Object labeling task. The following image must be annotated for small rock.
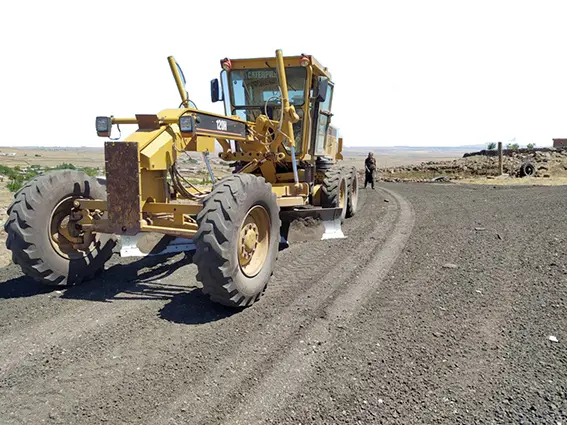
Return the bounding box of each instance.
[549,335,558,343]
[474,227,486,231]
[384,199,390,203]
[544,174,551,178]
[442,263,458,269]
[433,331,442,337]
[497,234,503,240]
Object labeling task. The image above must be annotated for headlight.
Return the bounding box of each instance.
[179,115,195,134]
[95,116,112,137]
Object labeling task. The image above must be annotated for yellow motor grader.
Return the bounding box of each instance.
[4,49,359,307]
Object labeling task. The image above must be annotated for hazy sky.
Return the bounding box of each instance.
[2,0,566,148]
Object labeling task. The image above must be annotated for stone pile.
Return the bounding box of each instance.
[373,148,567,183]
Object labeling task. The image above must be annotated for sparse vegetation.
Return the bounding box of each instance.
[55,163,76,170]
[487,142,496,150]
[0,163,101,192]
[527,143,536,149]
[507,143,519,150]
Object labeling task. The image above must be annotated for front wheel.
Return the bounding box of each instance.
[193,174,281,307]
[4,170,116,286]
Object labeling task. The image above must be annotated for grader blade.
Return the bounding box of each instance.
[119,234,196,258]
[320,210,346,240]
[280,207,346,243]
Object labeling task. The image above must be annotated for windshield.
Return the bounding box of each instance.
[228,67,307,155]
[229,67,307,111]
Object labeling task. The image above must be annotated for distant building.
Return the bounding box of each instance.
[553,138,567,148]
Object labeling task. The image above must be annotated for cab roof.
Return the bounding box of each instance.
[221,54,332,80]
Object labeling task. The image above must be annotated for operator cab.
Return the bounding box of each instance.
[210,54,336,161]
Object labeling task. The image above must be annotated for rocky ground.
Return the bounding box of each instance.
[0,184,566,424]
[377,148,567,183]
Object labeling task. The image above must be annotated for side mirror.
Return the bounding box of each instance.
[211,79,221,103]
[316,76,328,103]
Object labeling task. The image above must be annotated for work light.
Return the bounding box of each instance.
[179,115,195,135]
[95,116,112,137]
[221,58,232,72]
[300,56,310,67]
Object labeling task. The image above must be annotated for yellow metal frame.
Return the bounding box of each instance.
[84,49,342,240]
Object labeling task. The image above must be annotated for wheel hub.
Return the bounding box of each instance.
[237,205,270,278]
[240,223,259,263]
[49,196,96,260]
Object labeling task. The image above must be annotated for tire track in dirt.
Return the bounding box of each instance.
[0,186,393,425]
[217,187,414,425]
[0,256,196,378]
[264,183,567,424]
[0,258,207,423]
[154,188,413,425]
[71,189,382,424]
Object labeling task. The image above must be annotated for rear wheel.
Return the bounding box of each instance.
[194,174,281,307]
[346,166,359,218]
[321,166,348,222]
[4,170,116,286]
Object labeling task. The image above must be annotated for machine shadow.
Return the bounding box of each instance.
[158,290,240,325]
[0,253,189,301]
[0,273,55,299]
[0,252,239,325]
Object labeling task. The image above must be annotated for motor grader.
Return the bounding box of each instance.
[4,49,359,307]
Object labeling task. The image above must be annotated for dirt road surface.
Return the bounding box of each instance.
[0,183,565,424]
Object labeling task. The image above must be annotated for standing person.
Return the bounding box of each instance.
[364,152,376,189]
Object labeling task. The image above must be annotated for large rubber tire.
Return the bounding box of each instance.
[4,170,116,286]
[346,166,359,218]
[193,174,281,308]
[519,161,535,177]
[321,166,348,222]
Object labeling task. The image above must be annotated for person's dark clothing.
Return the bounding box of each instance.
[364,156,376,189]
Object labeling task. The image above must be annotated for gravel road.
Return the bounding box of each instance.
[0,183,565,424]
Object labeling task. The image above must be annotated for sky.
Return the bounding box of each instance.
[1,0,566,148]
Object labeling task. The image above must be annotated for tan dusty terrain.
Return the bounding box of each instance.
[0,183,12,268]
[0,147,105,168]
[340,146,474,169]
[458,175,567,186]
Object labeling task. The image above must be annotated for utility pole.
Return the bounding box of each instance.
[498,141,503,175]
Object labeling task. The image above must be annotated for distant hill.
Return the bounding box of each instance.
[0,146,103,151]
[344,145,486,152]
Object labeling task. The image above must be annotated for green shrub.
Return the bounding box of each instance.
[7,180,22,192]
[54,163,76,170]
[487,142,496,150]
[81,167,99,177]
